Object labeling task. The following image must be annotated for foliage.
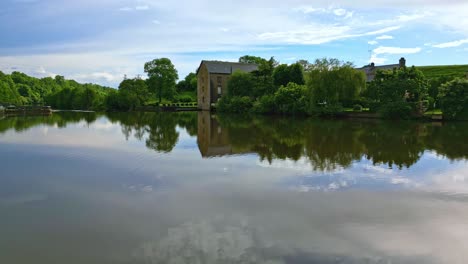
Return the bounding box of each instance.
[176,72,197,93]
[238,55,267,65]
[307,58,366,111]
[117,78,150,110]
[0,71,22,105]
[217,96,253,113]
[251,57,277,96]
[272,64,290,87]
[0,71,112,110]
[252,95,275,114]
[438,78,468,120]
[365,66,428,105]
[273,63,305,87]
[379,102,413,119]
[288,63,305,85]
[353,104,363,112]
[144,58,178,103]
[227,70,255,97]
[273,83,308,114]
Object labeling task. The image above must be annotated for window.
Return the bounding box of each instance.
[217,86,222,95]
[217,76,222,84]
[202,96,205,103]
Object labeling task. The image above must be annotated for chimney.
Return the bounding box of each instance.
[399,57,406,68]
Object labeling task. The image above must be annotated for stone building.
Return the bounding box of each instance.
[196,60,258,110]
[358,57,407,82]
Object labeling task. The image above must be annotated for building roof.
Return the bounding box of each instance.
[197,60,258,75]
[358,64,399,74]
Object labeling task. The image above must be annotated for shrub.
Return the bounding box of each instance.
[252,94,275,114]
[176,95,193,102]
[379,102,413,119]
[217,96,253,113]
[353,104,363,112]
[438,78,468,120]
[273,83,308,115]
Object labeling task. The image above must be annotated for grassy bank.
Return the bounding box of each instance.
[417,65,468,79]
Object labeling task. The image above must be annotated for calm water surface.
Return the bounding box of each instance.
[1,112,468,263]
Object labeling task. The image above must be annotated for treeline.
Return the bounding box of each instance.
[218,56,468,120]
[0,58,198,112]
[0,71,112,110]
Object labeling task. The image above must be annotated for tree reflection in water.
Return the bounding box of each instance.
[1,111,466,171]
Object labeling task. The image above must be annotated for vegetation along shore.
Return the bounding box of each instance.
[1,55,467,120]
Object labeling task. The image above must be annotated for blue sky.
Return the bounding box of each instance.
[1,0,468,87]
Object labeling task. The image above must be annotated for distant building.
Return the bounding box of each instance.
[358,57,406,82]
[196,60,258,110]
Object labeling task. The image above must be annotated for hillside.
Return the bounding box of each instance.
[417,64,468,79]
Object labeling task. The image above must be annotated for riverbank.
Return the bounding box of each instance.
[3,106,52,116]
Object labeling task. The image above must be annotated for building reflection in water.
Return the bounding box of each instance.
[197,111,235,157]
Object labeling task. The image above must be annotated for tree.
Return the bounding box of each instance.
[296,60,313,72]
[176,72,197,93]
[307,58,366,110]
[144,58,178,103]
[227,70,255,97]
[251,57,276,96]
[119,78,150,109]
[239,55,267,65]
[366,66,428,104]
[273,64,290,87]
[438,78,468,120]
[288,63,305,85]
[273,63,305,87]
[273,83,308,114]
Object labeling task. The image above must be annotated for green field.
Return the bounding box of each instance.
[417,65,468,79]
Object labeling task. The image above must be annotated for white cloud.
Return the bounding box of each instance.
[152,20,161,25]
[119,7,132,11]
[372,46,422,55]
[432,39,468,48]
[376,35,394,40]
[368,40,378,45]
[135,5,149,10]
[119,5,149,11]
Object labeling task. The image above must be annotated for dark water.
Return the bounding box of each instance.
[1,111,468,264]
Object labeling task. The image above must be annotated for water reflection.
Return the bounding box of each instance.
[197,112,468,170]
[1,112,468,263]
[1,111,467,172]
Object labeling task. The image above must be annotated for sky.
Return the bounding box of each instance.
[1,0,468,88]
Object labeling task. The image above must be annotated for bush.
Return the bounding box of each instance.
[176,95,194,102]
[273,83,308,115]
[353,104,363,112]
[252,94,276,114]
[217,96,253,113]
[379,102,413,119]
[438,78,468,120]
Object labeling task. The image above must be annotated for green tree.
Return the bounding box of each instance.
[273,83,308,114]
[238,55,267,64]
[273,64,290,87]
[176,72,197,93]
[227,70,255,97]
[438,78,468,120]
[307,58,366,110]
[144,58,178,104]
[118,78,150,109]
[288,63,305,85]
